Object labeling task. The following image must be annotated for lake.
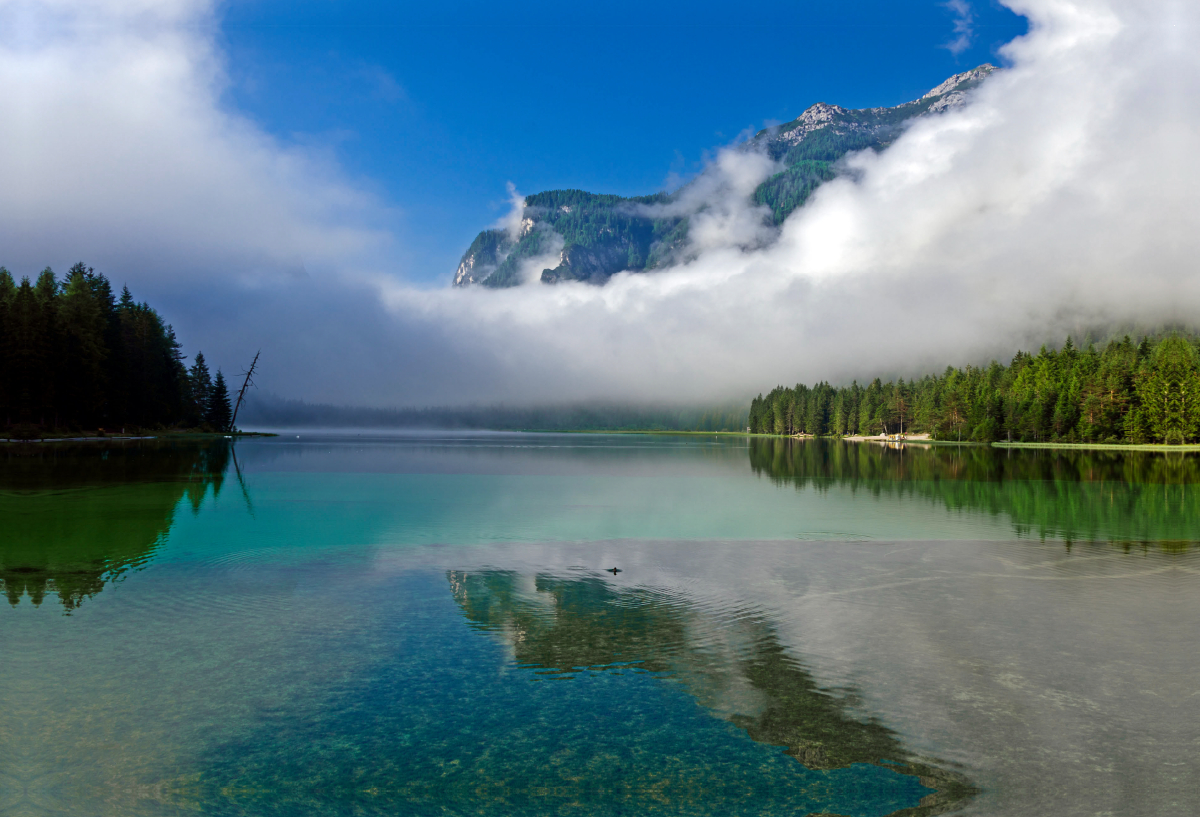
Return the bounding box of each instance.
[2,433,1198,816]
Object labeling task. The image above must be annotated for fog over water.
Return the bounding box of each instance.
[0,0,1196,406]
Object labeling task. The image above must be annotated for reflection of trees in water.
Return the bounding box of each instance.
[0,441,231,610]
[449,569,974,816]
[749,438,1200,545]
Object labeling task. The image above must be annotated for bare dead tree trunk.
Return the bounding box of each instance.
[229,351,260,433]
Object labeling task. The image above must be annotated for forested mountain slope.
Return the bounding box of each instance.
[454,65,994,288]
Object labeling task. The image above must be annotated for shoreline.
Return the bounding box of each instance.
[1,431,277,444]
[8,429,1196,453]
[561,430,1200,452]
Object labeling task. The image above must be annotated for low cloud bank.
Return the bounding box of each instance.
[239,392,748,433]
[1,0,1197,407]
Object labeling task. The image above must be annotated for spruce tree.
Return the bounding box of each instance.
[0,263,192,433]
[207,370,233,432]
[206,371,231,434]
[0,268,14,425]
[57,263,109,427]
[189,351,212,427]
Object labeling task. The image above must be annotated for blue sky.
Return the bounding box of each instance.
[218,0,1027,283]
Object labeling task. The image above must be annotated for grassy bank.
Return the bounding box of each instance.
[991,441,1200,452]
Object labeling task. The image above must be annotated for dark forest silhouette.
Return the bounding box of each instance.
[0,263,232,435]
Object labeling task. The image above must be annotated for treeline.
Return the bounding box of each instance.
[749,334,1200,445]
[241,393,746,432]
[0,263,235,434]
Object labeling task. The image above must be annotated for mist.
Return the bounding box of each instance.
[1,0,1197,408]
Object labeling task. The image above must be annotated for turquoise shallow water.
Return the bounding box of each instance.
[5,566,928,817]
[3,434,1200,816]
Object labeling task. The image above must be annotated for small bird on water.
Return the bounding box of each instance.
[607,567,622,575]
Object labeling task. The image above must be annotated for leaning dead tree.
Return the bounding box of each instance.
[228,351,260,433]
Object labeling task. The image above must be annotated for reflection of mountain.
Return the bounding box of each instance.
[749,438,1200,545]
[449,569,974,816]
[0,441,231,610]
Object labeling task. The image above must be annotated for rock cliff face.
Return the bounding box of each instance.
[452,229,507,286]
[454,65,995,288]
[775,102,849,146]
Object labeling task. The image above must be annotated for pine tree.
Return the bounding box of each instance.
[207,370,233,432]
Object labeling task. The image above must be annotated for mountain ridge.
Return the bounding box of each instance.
[454,65,995,289]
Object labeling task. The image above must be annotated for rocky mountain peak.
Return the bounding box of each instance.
[922,64,995,100]
[777,102,849,146]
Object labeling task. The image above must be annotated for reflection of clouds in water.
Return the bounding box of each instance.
[446,567,968,806]
[11,564,934,817]
[401,537,1200,816]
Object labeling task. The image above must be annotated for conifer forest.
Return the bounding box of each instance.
[749,334,1200,445]
[0,264,233,435]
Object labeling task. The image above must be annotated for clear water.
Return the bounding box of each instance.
[2,434,1198,816]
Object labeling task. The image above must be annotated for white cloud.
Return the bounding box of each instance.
[0,0,393,289]
[943,0,975,56]
[1,0,1198,408]
[636,145,780,257]
[494,181,527,241]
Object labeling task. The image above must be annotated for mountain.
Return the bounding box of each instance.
[453,65,995,289]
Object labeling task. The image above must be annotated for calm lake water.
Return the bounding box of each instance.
[2,433,1198,817]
